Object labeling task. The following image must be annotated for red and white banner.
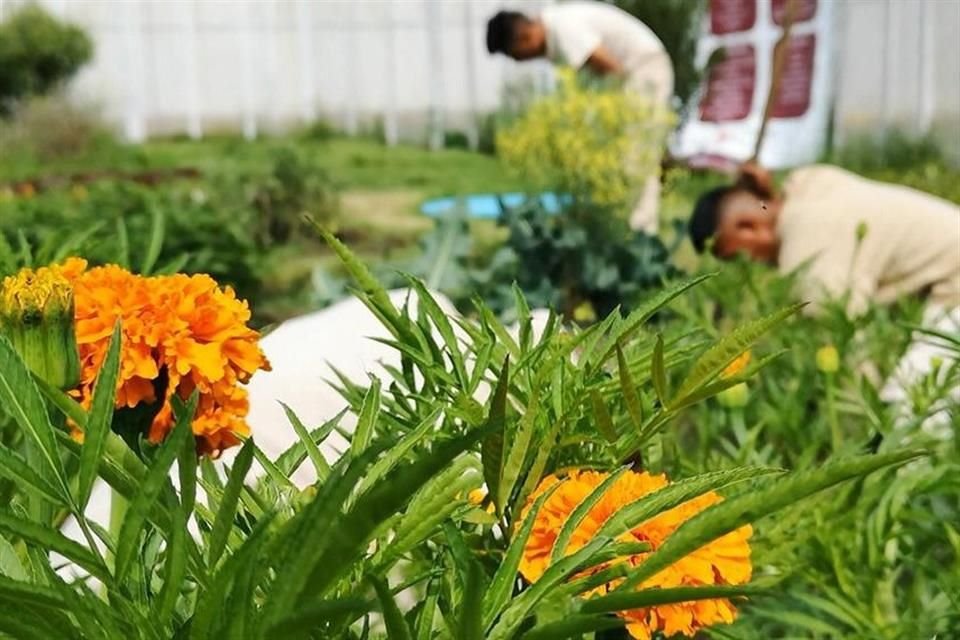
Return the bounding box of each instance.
[671,0,834,170]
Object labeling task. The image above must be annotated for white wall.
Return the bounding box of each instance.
[4,0,552,144]
[833,0,960,162]
[3,0,958,160]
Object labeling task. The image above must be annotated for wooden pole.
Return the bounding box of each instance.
[750,0,799,162]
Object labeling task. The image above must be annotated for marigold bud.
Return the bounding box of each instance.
[816,345,840,374]
[0,266,80,389]
[717,382,749,409]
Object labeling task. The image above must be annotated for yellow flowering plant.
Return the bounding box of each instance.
[496,67,676,213]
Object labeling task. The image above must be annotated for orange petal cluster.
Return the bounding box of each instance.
[722,350,752,379]
[54,258,270,455]
[519,470,752,640]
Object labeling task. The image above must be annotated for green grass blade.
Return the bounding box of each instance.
[617,449,925,592]
[589,390,618,444]
[0,336,71,503]
[141,204,165,275]
[207,439,255,568]
[356,407,442,498]
[114,216,130,268]
[76,323,121,511]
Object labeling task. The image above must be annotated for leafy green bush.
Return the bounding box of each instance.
[0,5,93,114]
[472,201,681,322]
[0,236,929,640]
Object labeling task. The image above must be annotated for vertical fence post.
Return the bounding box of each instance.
[239,0,258,140]
[880,0,898,134]
[426,0,444,150]
[384,0,400,146]
[183,0,203,139]
[344,1,359,136]
[122,0,147,142]
[296,0,317,124]
[463,0,480,150]
[917,0,935,135]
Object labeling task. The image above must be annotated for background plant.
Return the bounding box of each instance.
[0,5,93,115]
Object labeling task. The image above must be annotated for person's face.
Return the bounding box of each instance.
[714,191,780,263]
[508,23,545,61]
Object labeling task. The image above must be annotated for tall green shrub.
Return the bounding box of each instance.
[0,5,93,114]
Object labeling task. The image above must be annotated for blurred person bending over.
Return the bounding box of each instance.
[688,163,960,434]
[486,1,673,234]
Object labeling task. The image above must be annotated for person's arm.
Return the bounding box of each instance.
[736,162,776,199]
[584,45,622,76]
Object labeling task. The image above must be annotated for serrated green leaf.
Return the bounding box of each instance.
[483,484,558,630]
[115,393,196,582]
[498,385,540,511]
[552,467,629,564]
[0,512,110,582]
[0,336,72,504]
[370,575,412,640]
[589,390,618,444]
[617,449,925,592]
[279,401,331,481]
[351,379,381,458]
[616,344,643,431]
[651,334,668,405]
[76,323,121,511]
[482,358,509,514]
[672,303,804,404]
[208,439,254,568]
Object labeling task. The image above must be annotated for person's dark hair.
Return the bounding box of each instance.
[688,185,735,253]
[486,11,527,55]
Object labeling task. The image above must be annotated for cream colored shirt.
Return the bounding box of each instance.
[541,1,670,96]
[777,165,960,316]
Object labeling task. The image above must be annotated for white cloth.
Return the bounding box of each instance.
[880,305,959,438]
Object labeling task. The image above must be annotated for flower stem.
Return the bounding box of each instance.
[825,374,842,451]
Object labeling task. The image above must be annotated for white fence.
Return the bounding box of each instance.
[2,0,959,160]
[3,0,553,145]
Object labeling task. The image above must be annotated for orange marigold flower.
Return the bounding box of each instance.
[722,350,752,379]
[519,470,752,640]
[58,259,270,455]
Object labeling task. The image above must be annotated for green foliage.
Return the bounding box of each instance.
[471,201,682,321]
[0,5,93,113]
[0,234,931,639]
